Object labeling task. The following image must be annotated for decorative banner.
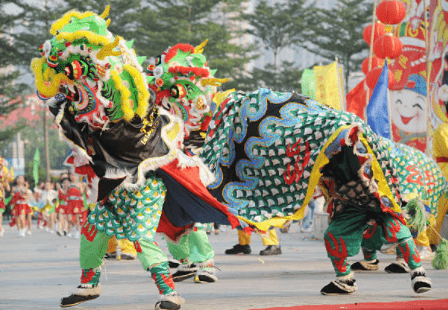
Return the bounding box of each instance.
[314,61,344,110]
[347,0,448,155]
[367,62,390,139]
[33,148,40,185]
[301,68,316,100]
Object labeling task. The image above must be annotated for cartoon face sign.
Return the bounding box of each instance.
[390,88,427,133]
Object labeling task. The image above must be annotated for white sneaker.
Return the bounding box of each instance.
[27,230,32,235]
[49,230,55,234]
[67,233,73,238]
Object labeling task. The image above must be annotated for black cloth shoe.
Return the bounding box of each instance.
[351,259,379,271]
[172,263,197,282]
[411,268,432,294]
[104,252,117,259]
[120,253,135,260]
[385,260,410,273]
[155,300,181,310]
[320,277,357,295]
[60,285,100,307]
[259,245,281,255]
[225,244,251,255]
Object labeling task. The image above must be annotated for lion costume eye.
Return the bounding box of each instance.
[65,59,85,80]
[155,55,162,66]
[170,84,187,99]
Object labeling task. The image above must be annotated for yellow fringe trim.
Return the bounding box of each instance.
[110,70,133,122]
[97,36,121,60]
[31,57,71,98]
[106,19,111,27]
[123,64,150,118]
[56,31,111,47]
[50,11,97,35]
[194,39,208,54]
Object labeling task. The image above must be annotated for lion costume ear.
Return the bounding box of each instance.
[99,5,110,19]
[194,39,208,54]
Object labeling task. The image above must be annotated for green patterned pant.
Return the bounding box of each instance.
[167,224,214,264]
[324,204,420,277]
[78,174,176,295]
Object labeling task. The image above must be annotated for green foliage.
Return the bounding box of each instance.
[300,0,373,93]
[0,1,33,120]
[432,238,448,270]
[242,61,303,93]
[127,0,256,90]
[243,0,306,72]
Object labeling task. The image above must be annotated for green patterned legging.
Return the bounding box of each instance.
[79,222,175,295]
[167,224,214,264]
[324,205,421,277]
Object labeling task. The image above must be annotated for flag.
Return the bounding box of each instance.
[314,61,343,110]
[33,148,40,185]
[301,68,316,100]
[366,62,390,139]
[346,80,368,120]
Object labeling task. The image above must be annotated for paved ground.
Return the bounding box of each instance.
[0,223,447,310]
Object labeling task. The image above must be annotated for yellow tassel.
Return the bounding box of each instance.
[110,70,134,122]
[97,36,121,60]
[99,5,110,19]
[56,31,111,47]
[124,64,150,118]
[31,57,71,98]
[200,77,229,87]
[194,39,208,54]
[106,19,111,27]
[50,11,96,35]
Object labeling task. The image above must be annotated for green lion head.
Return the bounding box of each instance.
[147,41,229,137]
[31,6,151,130]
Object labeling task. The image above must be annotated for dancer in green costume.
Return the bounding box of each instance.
[147,41,433,295]
[31,7,246,310]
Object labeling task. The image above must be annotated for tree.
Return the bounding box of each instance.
[0,1,35,141]
[243,0,305,74]
[299,0,373,93]
[245,61,303,92]
[128,0,257,90]
[239,0,311,92]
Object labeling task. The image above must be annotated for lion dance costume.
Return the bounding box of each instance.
[31,7,247,310]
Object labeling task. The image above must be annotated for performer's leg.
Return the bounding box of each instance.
[225,229,251,254]
[187,225,217,283]
[351,222,380,271]
[381,214,432,293]
[429,195,448,245]
[117,238,136,260]
[105,236,118,259]
[167,233,198,282]
[60,222,111,307]
[137,238,184,309]
[321,208,369,295]
[259,228,281,255]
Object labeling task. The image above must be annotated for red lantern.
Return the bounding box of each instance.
[376,0,406,25]
[373,33,402,59]
[365,67,394,89]
[363,22,386,45]
[362,56,385,75]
